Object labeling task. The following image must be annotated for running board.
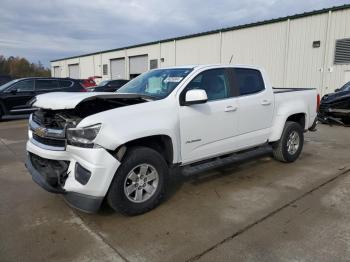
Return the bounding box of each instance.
[181,145,272,177]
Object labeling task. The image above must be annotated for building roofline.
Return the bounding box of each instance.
[51,4,350,63]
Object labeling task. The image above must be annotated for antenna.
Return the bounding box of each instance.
[229,55,233,64]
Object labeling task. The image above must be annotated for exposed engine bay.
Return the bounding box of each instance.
[33,96,148,129]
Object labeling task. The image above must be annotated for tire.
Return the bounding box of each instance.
[342,116,350,125]
[107,146,168,215]
[272,121,304,163]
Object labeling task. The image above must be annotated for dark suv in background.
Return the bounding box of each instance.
[318,81,350,125]
[92,79,129,92]
[0,77,86,120]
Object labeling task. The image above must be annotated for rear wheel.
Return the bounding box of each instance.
[107,147,168,215]
[272,121,304,162]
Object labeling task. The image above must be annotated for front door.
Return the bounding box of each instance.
[179,68,239,164]
[2,79,35,115]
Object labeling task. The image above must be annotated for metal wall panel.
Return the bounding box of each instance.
[68,64,79,79]
[101,50,125,80]
[284,13,328,92]
[51,7,350,94]
[176,34,220,65]
[79,56,95,78]
[221,22,287,87]
[160,41,175,67]
[323,9,350,95]
[53,66,60,77]
[110,58,126,79]
[129,55,148,74]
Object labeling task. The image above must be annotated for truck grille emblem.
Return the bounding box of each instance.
[34,127,46,137]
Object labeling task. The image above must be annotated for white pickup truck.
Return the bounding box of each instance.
[25,65,318,215]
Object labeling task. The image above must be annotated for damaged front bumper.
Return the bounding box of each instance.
[26,140,120,213]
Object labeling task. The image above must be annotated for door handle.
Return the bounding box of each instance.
[225,105,237,112]
[261,99,271,106]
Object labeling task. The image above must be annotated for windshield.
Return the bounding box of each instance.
[339,81,350,92]
[116,68,193,99]
[0,79,19,92]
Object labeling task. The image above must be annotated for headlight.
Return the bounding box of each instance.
[66,124,101,148]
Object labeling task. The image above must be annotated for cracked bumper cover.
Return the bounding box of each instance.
[25,140,120,213]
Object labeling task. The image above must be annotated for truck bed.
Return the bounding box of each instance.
[272,87,318,130]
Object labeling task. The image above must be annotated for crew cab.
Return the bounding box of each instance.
[25,65,318,215]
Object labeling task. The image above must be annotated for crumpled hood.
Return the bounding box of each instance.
[33,92,125,110]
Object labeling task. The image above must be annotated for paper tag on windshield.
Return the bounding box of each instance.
[164,77,183,83]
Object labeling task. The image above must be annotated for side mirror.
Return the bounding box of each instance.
[184,89,208,105]
[335,88,340,92]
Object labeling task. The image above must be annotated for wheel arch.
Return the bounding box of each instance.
[113,135,175,165]
[269,112,307,142]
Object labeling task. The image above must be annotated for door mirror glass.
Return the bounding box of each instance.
[185,89,208,105]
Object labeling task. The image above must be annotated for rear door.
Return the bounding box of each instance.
[179,68,240,164]
[35,79,60,95]
[2,79,35,114]
[232,68,274,149]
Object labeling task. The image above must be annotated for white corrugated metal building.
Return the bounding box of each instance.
[51,5,350,95]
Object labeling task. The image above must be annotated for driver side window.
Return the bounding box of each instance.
[10,80,34,92]
[185,69,230,101]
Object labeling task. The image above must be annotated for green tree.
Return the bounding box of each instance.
[0,55,51,78]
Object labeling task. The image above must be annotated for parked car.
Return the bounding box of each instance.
[318,81,350,125]
[25,65,318,215]
[80,76,102,88]
[0,75,12,86]
[92,79,129,92]
[0,77,86,120]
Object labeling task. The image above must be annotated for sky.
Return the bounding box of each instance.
[0,0,349,67]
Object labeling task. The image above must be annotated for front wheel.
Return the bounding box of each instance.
[342,116,350,125]
[107,147,168,215]
[272,121,304,163]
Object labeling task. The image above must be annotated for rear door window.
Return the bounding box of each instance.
[35,80,59,91]
[234,68,265,96]
[59,80,74,88]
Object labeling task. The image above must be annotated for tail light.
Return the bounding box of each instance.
[316,94,320,112]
